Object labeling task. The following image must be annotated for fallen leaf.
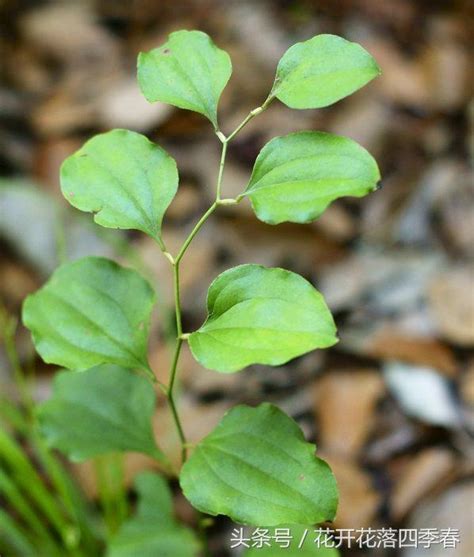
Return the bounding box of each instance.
[429,268,474,347]
[403,482,473,557]
[314,369,385,457]
[367,327,457,376]
[384,362,461,428]
[320,453,381,529]
[99,78,172,131]
[391,448,456,520]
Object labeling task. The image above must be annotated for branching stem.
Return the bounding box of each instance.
[175,202,218,265]
[161,102,269,467]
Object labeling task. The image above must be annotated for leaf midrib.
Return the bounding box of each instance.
[84,150,156,235]
[196,449,308,519]
[203,443,319,513]
[248,177,371,197]
[46,290,145,369]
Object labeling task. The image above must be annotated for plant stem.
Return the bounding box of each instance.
[167,337,187,463]
[94,454,127,537]
[175,202,218,265]
[0,303,98,555]
[0,508,38,557]
[0,303,33,411]
[215,140,228,200]
[0,470,60,552]
[173,261,183,337]
[168,263,188,463]
[162,104,268,467]
[0,428,79,552]
[225,97,272,143]
[154,234,167,253]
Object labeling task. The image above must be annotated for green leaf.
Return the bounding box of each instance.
[138,30,232,129]
[60,129,178,244]
[107,472,200,557]
[188,264,337,372]
[128,473,174,524]
[270,34,380,109]
[242,525,340,556]
[180,404,338,526]
[243,131,380,224]
[0,508,37,557]
[37,366,163,462]
[22,256,155,374]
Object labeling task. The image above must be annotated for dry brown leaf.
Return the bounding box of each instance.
[0,261,39,306]
[312,204,357,242]
[320,453,381,529]
[420,41,471,112]
[366,327,457,377]
[33,138,82,193]
[403,482,474,557]
[20,3,119,64]
[314,369,385,457]
[391,448,456,521]
[99,78,172,132]
[429,268,474,347]
[329,96,390,155]
[461,360,474,407]
[164,183,202,221]
[366,38,430,106]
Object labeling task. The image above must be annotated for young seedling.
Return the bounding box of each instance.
[22,30,380,555]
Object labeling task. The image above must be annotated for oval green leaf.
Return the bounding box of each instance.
[22,256,155,374]
[188,264,337,373]
[60,129,178,244]
[137,30,232,129]
[37,366,163,462]
[270,34,380,109]
[107,472,200,557]
[180,404,338,526]
[242,131,380,225]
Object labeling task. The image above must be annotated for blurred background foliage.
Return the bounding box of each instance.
[0,0,473,555]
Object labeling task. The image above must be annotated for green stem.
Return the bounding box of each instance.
[175,202,218,265]
[167,338,187,463]
[0,403,93,550]
[94,457,114,536]
[0,397,28,431]
[94,454,127,537]
[32,433,100,554]
[0,470,61,552]
[0,508,38,557]
[166,200,219,465]
[170,263,188,462]
[109,455,128,526]
[225,98,272,143]
[154,234,167,253]
[173,263,183,337]
[0,303,33,411]
[215,140,228,200]
[162,104,268,468]
[0,428,79,552]
[166,197,219,465]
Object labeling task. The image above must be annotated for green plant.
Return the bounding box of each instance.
[22,30,380,555]
[0,304,102,557]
